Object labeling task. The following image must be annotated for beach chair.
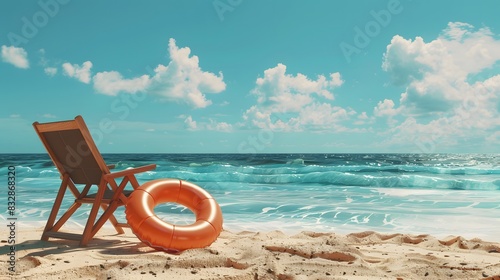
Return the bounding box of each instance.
[33,115,156,246]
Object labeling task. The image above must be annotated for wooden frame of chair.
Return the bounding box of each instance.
[33,115,156,246]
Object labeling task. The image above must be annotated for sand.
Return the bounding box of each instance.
[1,226,500,280]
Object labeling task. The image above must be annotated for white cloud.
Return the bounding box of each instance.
[442,22,475,41]
[183,115,232,132]
[1,45,29,69]
[374,99,400,117]
[243,63,346,131]
[93,71,151,96]
[207,119,232,132]
[354,112,375,125]
[381,35,428,86]
[358,112,369,120]
[295,103,351,130]
[78,39,225,108]
[150,38,226,108]
[62,61,93,84]
[252,63,342,109]
[184,116,197,130]
[377,22,500,148]
[42,114,56,118]
[39,49,59,77]
[44,67,57,76]
[39,48,48,66]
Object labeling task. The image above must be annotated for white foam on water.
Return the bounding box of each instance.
[373,188,446,197]
[29,198,55,202]
[261,207,277,214]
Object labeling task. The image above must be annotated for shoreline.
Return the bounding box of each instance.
[10,219,500,243]
[2,225,500,279]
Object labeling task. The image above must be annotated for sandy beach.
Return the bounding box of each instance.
[2,226,500,280]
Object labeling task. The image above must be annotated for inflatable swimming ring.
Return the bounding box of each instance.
[125,179,223,252]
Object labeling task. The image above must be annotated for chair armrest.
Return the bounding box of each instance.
[105,164,157,179]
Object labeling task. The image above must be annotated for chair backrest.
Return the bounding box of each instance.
[33,115,110,184]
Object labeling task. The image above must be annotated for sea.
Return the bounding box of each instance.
[1,153,499,241]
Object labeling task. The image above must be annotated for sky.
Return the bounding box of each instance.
[1,0,500,153]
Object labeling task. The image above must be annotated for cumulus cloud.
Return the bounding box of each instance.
[149,38,226,108]
[374,99,401,117]
[252,63,341,108]
[295,103,352,130]
[1,45,29,69]
[62,61,93,84]
[207,119,232,132]
[377,22,500,148]
[358,112,369,119]
[80,39,225,107]
[354,112,375,126]
[93,71,151,96]
[243,63,346,131]
[184,116,198,130]
[383,22,500,86]
[44,67,57,76]
[183,115,232,132]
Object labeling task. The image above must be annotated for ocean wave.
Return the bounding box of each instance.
[146,169,500,191]
[2,154,499,191]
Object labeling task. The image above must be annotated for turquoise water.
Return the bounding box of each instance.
[1,153,499,241]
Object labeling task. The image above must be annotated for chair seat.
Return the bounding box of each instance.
[77,189,133,205]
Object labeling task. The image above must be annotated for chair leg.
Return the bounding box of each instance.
[80,180,107,246]
[51,202,82,232]
[100,204,125,234]
[91,201,121,237]
[43,174,141,246]
[42,175,69,241]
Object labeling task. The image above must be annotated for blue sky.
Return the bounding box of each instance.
[1,0,500,153]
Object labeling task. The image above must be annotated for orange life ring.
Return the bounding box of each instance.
[125,179,223,252]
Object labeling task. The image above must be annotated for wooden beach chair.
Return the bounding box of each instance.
[33,115,156,246]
